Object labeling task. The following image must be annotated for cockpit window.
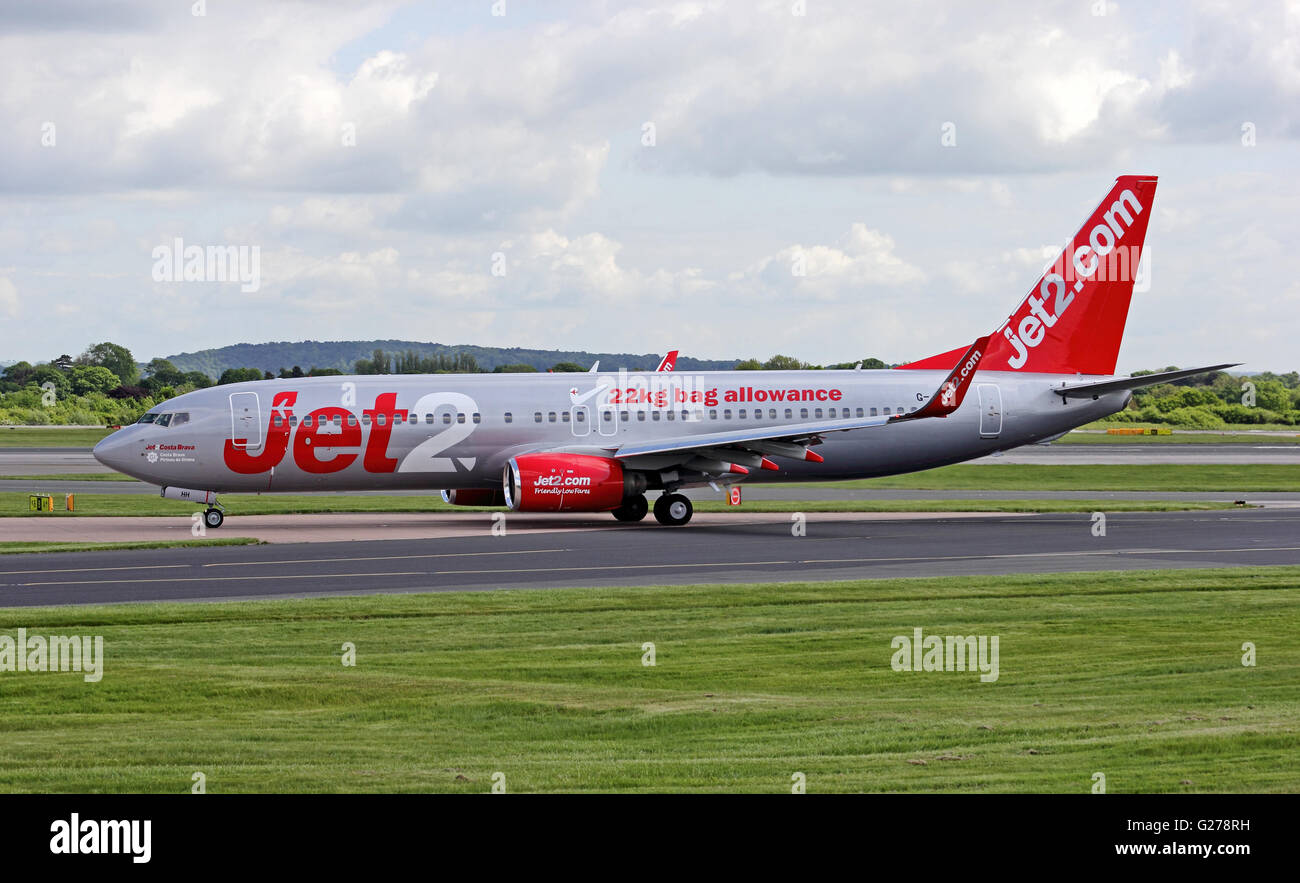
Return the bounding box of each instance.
[136,412,159,424]
[154,413,173,427]
[171,412,190,427]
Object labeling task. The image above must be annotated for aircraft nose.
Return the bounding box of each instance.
[92,431,133,472]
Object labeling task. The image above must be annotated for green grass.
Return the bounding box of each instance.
[0,428,112,447]
[693,500,1241,513]
[0,491,1242,518]
[1083,420,1300,433]
[773,464,1300,492]
[0,473,134,481]
[0,538,260,555]
[1061,430,1300,445]
[0,567,1296,793]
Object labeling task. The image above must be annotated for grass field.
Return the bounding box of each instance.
[0,567,1295,793]
[0,473,133,481]
[1061,431,1300,445]
[0,491,1242,518]
[0,428,112,447]
[772,464,1300,492]
[0,538,260,555]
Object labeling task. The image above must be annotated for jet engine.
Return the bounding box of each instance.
[441,488,507,507]
[503,453,645,512]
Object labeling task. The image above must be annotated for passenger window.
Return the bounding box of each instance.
[393,413,403,425]
[548,412,557,423]
[666,410,675,421]
[574,411,584,422]
[870,407,878,416]
[620,410,629,422]
[768,409,776,419]
[827,408,836,418]
[424,413,433,425]
[504,412,513,424]
[724,409,732,419]
[376,414,386,426]
[754,410,762,419]
[815,408,823,418]
[883,407,891,415]
[561,411,569,423]
[652,411,661,421]
[637,411,646,422]
[272,415,283,428]
[856,407,864,418]
[710,409,718,420]
[784,409,792,419]
[473,413,482,424]
[347,414,357,426]
[442,413,452,425]
[534,412,543,423]
[800,408,809,419]
[457,413,466,424]
[333,415,342,426]
[739,409,747,419]
[291,415,300,426]
[302,415,313,428]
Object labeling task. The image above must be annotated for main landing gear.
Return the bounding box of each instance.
[652,493,693,526]
[610,492,693,525]
[203,507,225,529]
[612,493,649,522]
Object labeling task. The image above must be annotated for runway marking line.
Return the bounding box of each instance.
[9,547,1300,589]
[0,548,571,576]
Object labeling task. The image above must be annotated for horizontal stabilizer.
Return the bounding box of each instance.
[1054,364,1239,399]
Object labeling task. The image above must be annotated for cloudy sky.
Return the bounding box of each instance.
[1,0,1297,371]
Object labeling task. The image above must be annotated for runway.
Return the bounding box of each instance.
[1,508,1297,607]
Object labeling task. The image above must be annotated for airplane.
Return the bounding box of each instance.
[94,175,1234,528]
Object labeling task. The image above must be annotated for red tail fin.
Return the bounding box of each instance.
[656,350,679,372]
[902,175,1157,375]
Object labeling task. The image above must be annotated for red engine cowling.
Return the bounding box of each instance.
[503,453,630,512]
[442,488,506,507]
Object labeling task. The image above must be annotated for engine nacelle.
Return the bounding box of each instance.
[441,488,506,507]
[503,453,641,512]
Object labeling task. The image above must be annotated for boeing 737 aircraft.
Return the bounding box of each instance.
[94,175,1232,527]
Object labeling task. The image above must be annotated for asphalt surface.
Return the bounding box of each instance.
[1,508,1297,607]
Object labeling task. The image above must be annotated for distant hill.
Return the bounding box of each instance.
[163,340,737,378]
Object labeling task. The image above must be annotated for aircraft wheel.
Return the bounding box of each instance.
[653,493,693,526]
[204,508,224,529]
[612,493,649,522]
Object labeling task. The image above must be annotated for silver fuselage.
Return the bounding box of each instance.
[92,369,1128,493]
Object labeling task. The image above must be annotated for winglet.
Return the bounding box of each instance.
[892,335,989,422]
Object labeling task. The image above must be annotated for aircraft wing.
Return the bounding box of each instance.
[613,336,989,468]
[1053,363,1239,399]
